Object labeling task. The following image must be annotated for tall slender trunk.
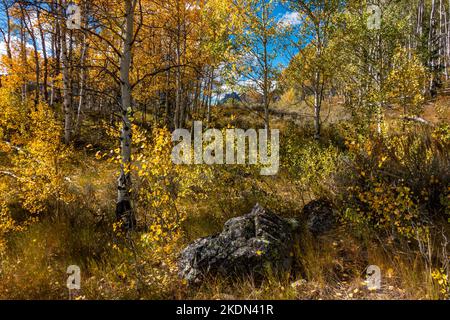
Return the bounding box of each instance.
[193,77,201,117]
[165,67,171,128]
[76,37,88,132]
[429,0,438,95]
[179,19,188,127]
[263,16,270,131]
[207,67,214,125]
[417,0,424,38]
[376,32,384,135]
[313,70,323,140]
[116,0,137,230]
[60,0,72,144]
[37,10,49,103]
[174,0,182,129]
[20,17,27,102]
[21,5,40,107]
[76,2,89,133]
[52,0,62,106]
[313,46,323,139]
[447,0,450,79]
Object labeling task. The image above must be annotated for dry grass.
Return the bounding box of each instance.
[0,99,448,300]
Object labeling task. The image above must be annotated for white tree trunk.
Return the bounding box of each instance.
[116,0,137,230]
[60,0,72,144]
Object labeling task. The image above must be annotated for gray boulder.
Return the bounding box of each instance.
[178,204,300,283]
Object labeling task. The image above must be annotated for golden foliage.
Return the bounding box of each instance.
[0,87,72,252]
[432,268,449,299]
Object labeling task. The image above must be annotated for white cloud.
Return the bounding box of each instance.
[0,41,9,75]
[0,40,6,56]
[0,37,35,55]
[278,11,302,28]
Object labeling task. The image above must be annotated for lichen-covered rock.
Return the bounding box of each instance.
[303,199,336,236]
[178,204,300,283]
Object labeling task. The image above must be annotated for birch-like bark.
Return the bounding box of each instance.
[313,71,322,139]
[429,0,437,95]
[60,0,72,144]
[76,1,89,132]
[262,4,270,131]
[174,0,183,129]
[116,0,137,230]
[37,10,49,103]
[417,0,424,38]
[206,67,214,125]
[21,5,40,107]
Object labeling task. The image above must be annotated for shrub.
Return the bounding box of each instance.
[0,88,72,254]
[337,125,449,238]
[281,125,340,201]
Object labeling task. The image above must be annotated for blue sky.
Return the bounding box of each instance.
[273,4,302,67]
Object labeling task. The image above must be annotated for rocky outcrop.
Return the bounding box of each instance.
[178,204,300,283]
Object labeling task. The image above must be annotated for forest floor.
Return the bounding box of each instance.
[0,95,449,300]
